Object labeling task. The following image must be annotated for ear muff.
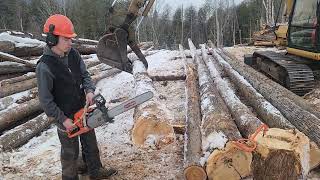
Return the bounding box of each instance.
[46,24,58,47]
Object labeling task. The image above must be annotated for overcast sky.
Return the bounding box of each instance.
[161,0,244,10]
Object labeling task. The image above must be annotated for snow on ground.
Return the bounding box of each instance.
[0,50,186,179]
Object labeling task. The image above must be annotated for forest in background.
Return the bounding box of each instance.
[0,0,285,49]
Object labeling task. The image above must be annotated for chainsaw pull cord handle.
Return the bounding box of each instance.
[82,102,90,127]
[71,102,90,128]
[232,124,269,152]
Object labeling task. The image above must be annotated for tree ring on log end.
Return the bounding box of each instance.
[183,165,207,180]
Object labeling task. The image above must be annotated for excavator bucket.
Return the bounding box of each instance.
[97,28,132,73]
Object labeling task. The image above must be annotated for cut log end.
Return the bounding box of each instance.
[184,165,207,180]
[252,128,311,180]
[131,114,175,149]
[206,142,252,180]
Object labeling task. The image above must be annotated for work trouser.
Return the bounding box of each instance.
[57,129,103,180]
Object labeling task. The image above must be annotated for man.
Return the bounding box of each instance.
[97,0,148,73]
[36,14,117,180]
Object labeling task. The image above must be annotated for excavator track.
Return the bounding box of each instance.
[246,51,315,96]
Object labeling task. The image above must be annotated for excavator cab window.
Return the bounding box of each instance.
[288,0,319,52]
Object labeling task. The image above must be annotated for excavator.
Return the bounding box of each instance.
[97,0,155,73]
[245,0,320,96]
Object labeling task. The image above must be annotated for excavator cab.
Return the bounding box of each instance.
[245,0,320,95]
[287,0,320,59]
[97,0,155,73]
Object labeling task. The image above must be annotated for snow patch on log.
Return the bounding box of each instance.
[203,131,228,152]
[0,32,45,48]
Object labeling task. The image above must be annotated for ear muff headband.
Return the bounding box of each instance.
[46,24,58,46]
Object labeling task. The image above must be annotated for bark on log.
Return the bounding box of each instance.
[0,72,35,87]
[0,52,36,68]
[211,49,294,129]
[181,44,206,180]
[0,64,34,75]
[0,41,15,53]
[72,43,96,55]
[0,88,37,111]
[149,74,186,81]
[131,56,175,149]
[205,50,263,138]
[197,45,242,146]
[217,49,320,147]
[91,68,121,84]
[0,114,54,152]
[12,46,44,57]
[0,78,37,98]
[0,98,41,133]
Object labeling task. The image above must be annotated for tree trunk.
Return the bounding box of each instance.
[218,49,320,147]
[0,114,54,152]
[0,78,37,98]
[212,49,294,129]
[0,98,41,133]
[131,56,175,149]
[180,44,206,180]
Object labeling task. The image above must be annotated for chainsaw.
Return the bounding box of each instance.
[67,91,153,138]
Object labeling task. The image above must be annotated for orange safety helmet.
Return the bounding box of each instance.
[43,14,77,38]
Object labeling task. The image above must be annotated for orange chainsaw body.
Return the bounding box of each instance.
[67,107,93,138]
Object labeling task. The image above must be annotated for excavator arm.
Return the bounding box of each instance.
[97,0,155,73]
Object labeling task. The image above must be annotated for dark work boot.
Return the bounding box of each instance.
[89,167,118,180]
[77,162,88,175]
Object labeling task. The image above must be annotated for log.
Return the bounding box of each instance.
[0,41,15,53]
[14,46,44,57]
[0,77,37,98]
[131,54,175,149]
[0,52,36,68]
[204,50,263,137]
[0,68,119,151]
[221,48,320,122]
[211,48,294,129]
[0,72,35,87]
[252,128,311,179]
[72,38,98,45]
[72,43,96,55]
[91,68,121,84]
[190,41,252,179]
[181,44,206,180]
[0,87,37,111]
[0,114,54,152]
[217,49,320,147]
[0,98,41,133]
[0,63,34,75]
[149,74,186,81]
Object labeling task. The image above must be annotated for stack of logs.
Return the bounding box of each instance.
[182,39,320,180]
[0,31,160,151]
